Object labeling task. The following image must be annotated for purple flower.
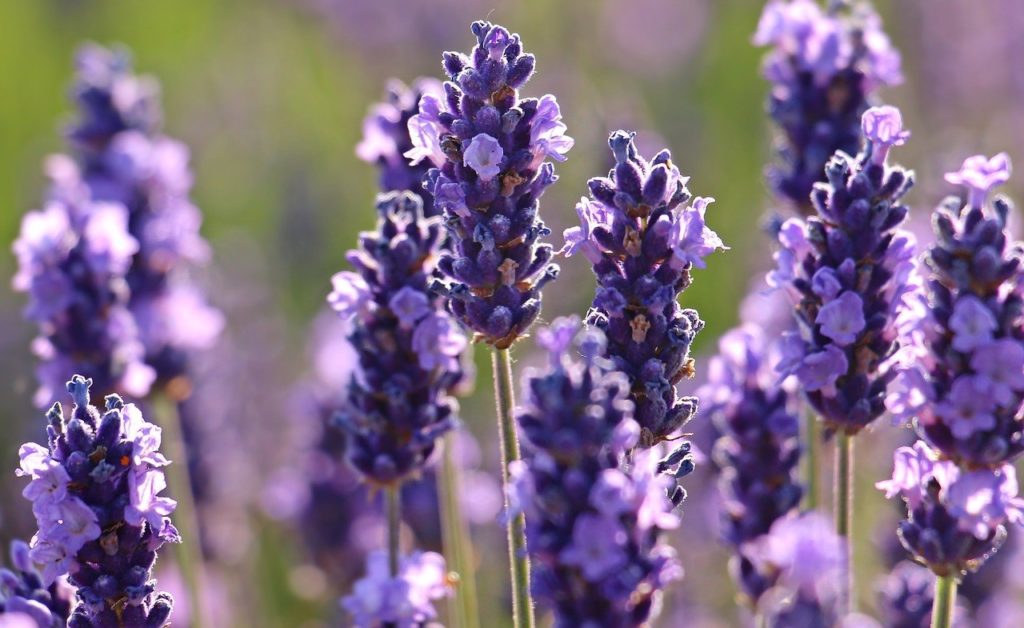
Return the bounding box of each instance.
[897,155,1024,466]
[462,133,504,181]
[815,291,866,346]
[878,440,1024,575]
[0,540,74,627]
[514,319,683,625]
[755,0,902,212]
[419,21,571,347]
[341,550,450,627]
[330,192,463,485]
[16,375,178,626]
[773,107,915,434]
[861,105,910,165]
[944,153,1012,209]
[566,130,721,453]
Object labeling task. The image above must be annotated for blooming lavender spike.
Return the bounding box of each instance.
[888,154,1024,467]
[512,318,682,626]
[328,191,466,485]
[562,130,725,453]
[357,78,445,213]
[15,375,179,627]
[700,325,802,605]
[341,550,451,627]
[752,513,846,626]
[877,441,1024,576]
[755,0,903,213]
[0,540,73,628]
[771,106,917,435]
[12,172,155,407]
[65,43,222,392]
[410,21,573,347]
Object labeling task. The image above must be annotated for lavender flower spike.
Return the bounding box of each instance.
[563,130,725,452]
[65,44,223,392]
[512,318,682,626]
[341,550,451,627]
[357,78,444,213]
[771,106,917,435]
[755,0,903,212]
[328,191,466,485]
[16,375,179,627]
[877,441,1024,576]
[700,325,802,605]
[411,21,573,348]
[888,154,1024,467]
[0,540,73,627]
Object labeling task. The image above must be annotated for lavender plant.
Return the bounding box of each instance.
[562,130,725,467]
[754,0,903,214]
[357,78,444,212]
[699,325,802,607]
[511,318,682,627]
[341,550,451,626]
[408,21,573,624]
[888,154,1024,468]
[16,375,179,627]
[65,44,223,393]
[877,440,1024,626]
[0,540,73,627]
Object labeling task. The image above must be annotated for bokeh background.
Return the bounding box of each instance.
[2,1,1023,626]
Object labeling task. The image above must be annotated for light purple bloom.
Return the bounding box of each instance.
[535,315,580,365]
[936,376,998,439]
[560,514,629,581]
[758,512,846,595]
[668,196,727,270]
[341,550,450,627]
[16,444,69,508]
[944,153,1012,208]
[462,133,504,181]
[949,295,998,352]
[410,312,467,372]
[811,267,842,301]
[797,345,848,393]
[946,467,1024,539]
[125,468,177,532]
[529,95,574,168]
[27,538,74,588]
[876,441,952,510]
[328,271,372,320]
[971,339,1024,406]
[560,197,614,264]
[815,291,866,346]
[388,286,431,329]
[404,94,445,167]
[861,106,910,165]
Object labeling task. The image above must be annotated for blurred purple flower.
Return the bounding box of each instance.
[341,550,450,627]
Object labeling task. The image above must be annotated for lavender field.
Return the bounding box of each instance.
[2,1,1024,627]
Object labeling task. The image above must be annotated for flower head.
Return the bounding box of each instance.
[341,551,450,627]
[945,153,1012,209]
[861,106,910,165]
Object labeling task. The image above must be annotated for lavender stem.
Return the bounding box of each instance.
[152,395,207,628]
[439,433,481,628]
[492,347,535,628]
[931,575,957,628]
[387,485,402,578]
[835,432,854,614]
[805,410,819,510]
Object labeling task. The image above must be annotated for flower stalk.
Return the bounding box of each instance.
[439,433,481,628]
[930,575,957,628]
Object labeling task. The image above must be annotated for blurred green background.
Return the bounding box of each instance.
[1,1,1023,626]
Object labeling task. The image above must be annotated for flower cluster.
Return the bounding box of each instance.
[66,43,222,391]
[0,540,73,628]
[877,441,1024,576]
[770,106,917,434]
[888,154,1024,467]
[329,191,467,485]
[511,318,682,626]
[341,550,451,627]
[562,130,725,452]
[876,560,968,628]
[752,513,845,627]
[700,325,802,604]
[754,0,903,212]
[16,375,179,627]
[357,78,444,212]
[410,21,573,347]
[12,169,154,407]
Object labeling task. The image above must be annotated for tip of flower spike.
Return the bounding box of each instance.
[608,130,638,165]
[944,153,1012,208]
[536,316,581,365]
[103,394,124,412]
[66,375,92,409]
[861,106,909,165]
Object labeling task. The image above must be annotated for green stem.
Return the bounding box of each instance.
[387,485,402,578]
[151,396,206,628]
[439,433,481,628]
[835,432,854,614]
[930,574,957,628]
[804,409,819,510]
[492,347,535,628]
